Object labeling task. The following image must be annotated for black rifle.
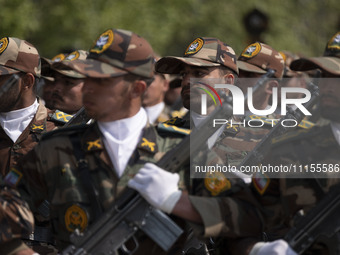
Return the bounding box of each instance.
[284,183,340,254]
[61,71,274,255]
[0,74,20,98]
[237,79,319,172]
[63,107,91,127]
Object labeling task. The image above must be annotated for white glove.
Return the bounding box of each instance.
[128,163,182,214]
[249,240,297,255]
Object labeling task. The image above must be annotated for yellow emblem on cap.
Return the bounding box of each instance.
[185,38,204,55]
[241,42,262,58]
[52,53,66,63]
[65,204,88,232]
[0,37,9,55]
[66,50,80,61]
[91,29,114,54]
[327,32,340,50]
[204,172,231,196]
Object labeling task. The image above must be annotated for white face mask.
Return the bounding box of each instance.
[0,99,39,142]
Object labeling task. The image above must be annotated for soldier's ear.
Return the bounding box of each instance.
[130,80,147,99]
[265,79,279,95]
[21,73,35,90]
[224,73,235,85]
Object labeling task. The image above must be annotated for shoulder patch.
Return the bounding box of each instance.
[252,172,270,195]
[4,168,23,187]
[51,110,73,124]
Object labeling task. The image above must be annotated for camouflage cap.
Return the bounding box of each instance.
[155,37,238,75]
[279,50,301,77]
[0,37,41,77]
[40,53,67,81]
[56,29,155,78]
[290,32,340,76]
[52,50,89,78]
[237,42,284,78]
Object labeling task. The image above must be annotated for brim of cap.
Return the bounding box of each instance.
[52,59,128,78]
[155,56,220,74]
[237,60,267,74]
[54,69,86,79]
[41,75,54,81]
[290,57,340,75]
[0,65,21,76]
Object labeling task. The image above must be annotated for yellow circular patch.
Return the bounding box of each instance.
[52,53,66,62]
[0,37,9,55]
[241,42,262,58]
[66,50,80,61]
[204,172,231,196]
[185,38,204,55]
[90,29,114,54]
[64,204,88,232]
[327,32,340,50]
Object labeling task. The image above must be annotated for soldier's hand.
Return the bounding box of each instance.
[128,163,182,213]
[249,240,297,255]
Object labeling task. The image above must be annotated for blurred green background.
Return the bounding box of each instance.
[0,0,339,59]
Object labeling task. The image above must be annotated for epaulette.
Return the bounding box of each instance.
[41,123,89,141]
[50,110,74,124]
[156,122,191,137]
[163,117,187,127]
[297,119,315,129]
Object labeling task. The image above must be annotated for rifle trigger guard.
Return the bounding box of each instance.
[120,235,139,255]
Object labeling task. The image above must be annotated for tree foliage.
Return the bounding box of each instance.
[0,0,339,58]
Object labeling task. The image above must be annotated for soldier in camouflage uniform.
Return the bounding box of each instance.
[5,30,264,255]
[45,50,88,116]
[0,186,35,255]
[214,42,286,168]
[155,37,267,254]
[246,31,340,254]
[0,37,76,254]
[142,54,171,124]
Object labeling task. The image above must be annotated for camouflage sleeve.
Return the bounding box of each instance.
[0,186,34,243]
[188,188,262,238]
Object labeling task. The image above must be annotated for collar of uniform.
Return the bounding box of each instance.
[82,123,104,152]
[136,122,159,155]
[30,99,47,133]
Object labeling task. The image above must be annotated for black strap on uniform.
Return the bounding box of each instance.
[69,134,103,220]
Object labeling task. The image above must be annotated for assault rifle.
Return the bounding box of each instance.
[284,183,340,254]
[237,78,320,172]
[61,71,275,255]
[0,74,20,98]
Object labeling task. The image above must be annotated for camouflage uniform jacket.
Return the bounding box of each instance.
[13,122,184,252]
[252,124,340,241]
[0,99,68,178]
[0,186,34,255]
[160,115,264,241]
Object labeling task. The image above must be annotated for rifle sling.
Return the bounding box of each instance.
[69,134,103,220]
